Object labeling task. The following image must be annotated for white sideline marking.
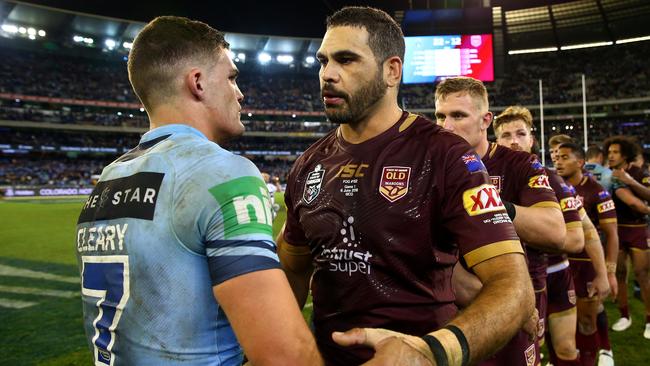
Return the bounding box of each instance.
[0,298,38,309]
[0,264,78,284]
[304,303,313,309]
[0,285,78,298]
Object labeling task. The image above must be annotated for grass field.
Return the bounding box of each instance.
[0,197,648,365]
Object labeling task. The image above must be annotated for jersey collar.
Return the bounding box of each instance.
[140,124,208,144]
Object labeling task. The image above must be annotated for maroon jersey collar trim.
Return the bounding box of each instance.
[335,111,410,153]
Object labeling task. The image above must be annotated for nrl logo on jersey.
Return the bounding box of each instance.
[379,166,411,202]
[303,164,325,204]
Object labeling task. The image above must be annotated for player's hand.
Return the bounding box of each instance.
[607,272,618,299]
[332,328,435,366]
[589,273,611,300]
[522,308,540,342]
[612,169,633,184]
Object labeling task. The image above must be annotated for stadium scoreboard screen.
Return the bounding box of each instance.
[403,34,494,84]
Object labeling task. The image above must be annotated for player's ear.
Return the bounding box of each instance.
[185,67,205,101]
[481,111,493,131]
[384,56,402,88]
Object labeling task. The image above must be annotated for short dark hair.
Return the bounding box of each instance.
[603,135,641,163]
[326,6,405,64]
[558,142,585,160]
[128,16,229,111]
[585,145,603,160]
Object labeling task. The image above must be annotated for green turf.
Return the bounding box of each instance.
[1,199,649,365]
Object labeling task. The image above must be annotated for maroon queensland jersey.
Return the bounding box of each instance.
[575,176,617,227]
[284,112,522,365]
[482,143,559,290]
[570,176,618,260]
[611,165,650,225]
[545,168,583,266]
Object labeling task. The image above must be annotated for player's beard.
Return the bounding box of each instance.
[322,68,387,125]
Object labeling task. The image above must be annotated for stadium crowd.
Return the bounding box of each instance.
[1,41,650,111]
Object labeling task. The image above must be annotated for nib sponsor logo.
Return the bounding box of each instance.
[463,184,505,216]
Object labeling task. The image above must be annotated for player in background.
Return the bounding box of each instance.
[585,145,613,191]
[604,136,650,339]
[435,78,567,366]
[261,172,282,219]
[555,142,619,366]
[278,7,534,366]
[549,134,574,167]
[493,107,604,366]
[76,16,322,366]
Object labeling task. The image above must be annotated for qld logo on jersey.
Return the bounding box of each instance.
[597,200,615,213]
[489,176,502,192]
[303,164,325,204]
[461,153,486,174]
[379,166,411,202]
[528,174,552,190]
[463,184,505,216]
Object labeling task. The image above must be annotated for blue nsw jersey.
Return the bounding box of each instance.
[75,124,279,365]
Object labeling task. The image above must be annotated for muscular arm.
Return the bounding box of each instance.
[448,253,535,363]
[614,169,650,201]
[581,215,610,298]
[512,205,567,251]
[563,222,585,254]
[452,262,483,308]
[600,221,620,265]
[277,225,313,308]
[214,269,323,366]
[615,187,650,214]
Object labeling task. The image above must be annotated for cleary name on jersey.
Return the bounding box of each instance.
[76,124,279,366]
[284,112,523,365]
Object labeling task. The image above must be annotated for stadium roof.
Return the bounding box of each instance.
[0,0,648,56]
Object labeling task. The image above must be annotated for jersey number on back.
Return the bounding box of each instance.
[81,255,130,366]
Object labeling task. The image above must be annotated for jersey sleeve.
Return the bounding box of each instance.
[516,156,560,209]
[594,187,617,225]
[548,171,582,229]
[173,153,280,286]
[441,142,523,268]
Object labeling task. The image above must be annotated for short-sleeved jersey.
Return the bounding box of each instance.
[482,143,560,290]
[575,176,617,228]
[584,163,613,191]
[76,124,280,366]
[611,165,650,225]
[544,169,583,266]
[284,112,522,365]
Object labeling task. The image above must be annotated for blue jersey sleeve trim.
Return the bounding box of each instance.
[208,255,281,286]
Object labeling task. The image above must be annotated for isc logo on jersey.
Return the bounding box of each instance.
[560,197,579,212]
[528,175,552,190]
[463,184,505,216]
[597,200,615,213]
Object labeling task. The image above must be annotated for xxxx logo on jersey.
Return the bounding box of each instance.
[597,200,615,213]
[560,197,579,212]
[379,166,411,202]
[528,174,552,190]
[463,184,505,216]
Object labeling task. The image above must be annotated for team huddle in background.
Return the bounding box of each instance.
[74,6,650,366]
